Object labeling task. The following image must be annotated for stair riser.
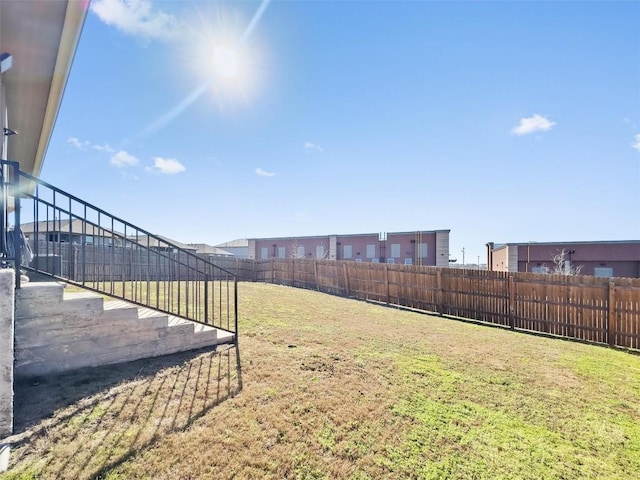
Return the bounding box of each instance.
[15,316,206,349]
[16,297,104,320]
[15,334,222,377]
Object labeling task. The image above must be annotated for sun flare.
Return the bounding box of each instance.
[212,46,239,79]
[178,2,268,111]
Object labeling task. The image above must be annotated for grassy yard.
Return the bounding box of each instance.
[3,282,640,479]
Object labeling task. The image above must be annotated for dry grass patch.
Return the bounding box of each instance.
[2,282,640,479]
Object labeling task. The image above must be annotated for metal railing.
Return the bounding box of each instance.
[0,160,237,338]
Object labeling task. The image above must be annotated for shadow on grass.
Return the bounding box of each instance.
[8,344,242,479]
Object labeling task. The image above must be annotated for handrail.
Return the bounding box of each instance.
[0,159,237,337]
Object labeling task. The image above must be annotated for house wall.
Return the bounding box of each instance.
[0,270,15,437]
[220,246,248,258]
[436,231,450,267]
[491,247,509,272]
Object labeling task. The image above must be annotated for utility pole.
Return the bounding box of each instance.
[461,247,465,265]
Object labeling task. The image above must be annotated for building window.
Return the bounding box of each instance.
[404,258,413,265]
[372,258,379,263]
[366,244,376,259]
[355,258,363,263]
[418,243,428,258]
[48,233,70,243]
[387,258,395,264]
[278,246,286,258]
[531,266,549,274]
[316,245,325,258]
[343,245,352,259]
[296,245,305,258]
[594,267,613,278]
[260,247,269,259]
[390,243,401,258]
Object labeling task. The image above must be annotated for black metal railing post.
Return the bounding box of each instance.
[0,161,5,264]
[12,161,21,288]
[234,277,238,343]
[204,272,210,323]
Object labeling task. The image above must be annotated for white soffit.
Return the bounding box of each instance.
[1,0,88,177]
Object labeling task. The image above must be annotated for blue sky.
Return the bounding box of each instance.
[43,0,640,264]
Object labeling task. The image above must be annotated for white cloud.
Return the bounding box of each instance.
[304,141,324,152]
[148,157,186,174]
[110,150,140,167]
[67,137,90,149]
[91,0,183,41]
[632,133,640,152]
[92,143,115,153]
[255,168,275,177]
[68,136,115,153]
[511,114,556,136]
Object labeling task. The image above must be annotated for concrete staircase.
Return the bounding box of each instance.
[14,282,234,378]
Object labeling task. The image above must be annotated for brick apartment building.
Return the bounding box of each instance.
[249,230,450,266]
[486,240,640,278]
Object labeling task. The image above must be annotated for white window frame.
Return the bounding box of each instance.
[387,258,395,264]
[594,267,613,278]
[390,243,401,258]
[278,246,286,259]
[366,244,376,259]
[355,258,363,263]
[418,243,428,258]
[343,245,352,259]
[316,245,325,258]
[260,247,269,259]
[404,258,413,265]
[372,258,379,263]
[531,266,549,274]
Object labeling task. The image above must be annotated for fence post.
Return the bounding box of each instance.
[607,280,616,347]
[508,275,515,330]
[291,258,294,287]
[436,270,443,315]
[314,260,319,291]
[384,264,390,304]
[343,263,350,297]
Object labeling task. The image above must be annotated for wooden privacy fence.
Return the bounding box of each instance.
[246,258,640,351]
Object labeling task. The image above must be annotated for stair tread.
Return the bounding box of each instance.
[63,291,103,300]
[104,299,219,333]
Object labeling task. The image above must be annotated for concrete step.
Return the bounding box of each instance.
[14,285,234,378]
[16,285,104,319]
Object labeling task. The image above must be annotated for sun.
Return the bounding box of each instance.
[212,46,239,79]
[180,4,266,108]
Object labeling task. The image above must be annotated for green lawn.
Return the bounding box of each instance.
[3,282,639,479]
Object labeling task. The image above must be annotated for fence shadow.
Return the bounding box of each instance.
[9,344,242,479]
